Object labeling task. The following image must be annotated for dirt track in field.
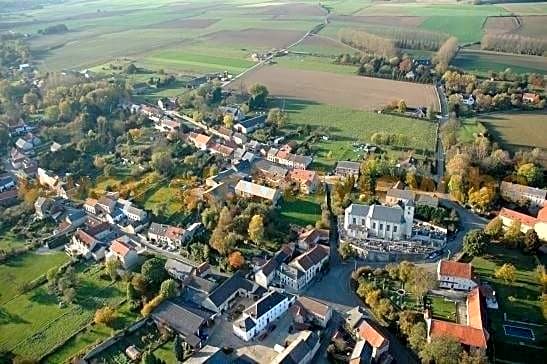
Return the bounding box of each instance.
[236,65,439,111]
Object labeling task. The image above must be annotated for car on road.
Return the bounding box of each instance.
[427,250,443,260]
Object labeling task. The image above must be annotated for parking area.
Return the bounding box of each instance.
[207,312,297,363]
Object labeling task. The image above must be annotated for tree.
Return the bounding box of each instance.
[174,335,184,362]
[141,258,167,290]
[94,306,117,327]
[523,229,540,253]
[408,322,427,353]
[398,99,407,113]
[228,251,245,269]
[409,268,436,304]
[267,108,287,128]
[63,287,76,304]
[517,163,543,187]
[127,282,138,302]
[484,218,503,238]
[398,261,415,284]
[463,229,489,257]
[151,151,173,176]
[105,259,121,281]
[159,279,177,299]
[141,350,160,364]
[468,186,495,213]
[460,350,488,364]
[339,241,355,260]
[405,171,417,190]
[132,273,148,295]
[504,220,522,247]
[223,114,234,128]
[210,206,234,255]
[248,214,264,244]
[141,295,165,317]
[495,263,516,283]
[420,335,463,364]
[398,310,420,337]
[248,84,269,110]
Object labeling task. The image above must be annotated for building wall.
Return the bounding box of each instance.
[233,296,292,341]
[438,274,477,291]
[255,270,271,288]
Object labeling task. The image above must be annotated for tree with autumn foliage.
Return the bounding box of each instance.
[248,214,264,244]
[228,251,245,269]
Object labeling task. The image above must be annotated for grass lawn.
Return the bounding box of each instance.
[479,112,547,151]
[0,251,69,305]
[0,231,28,252]
[276,98,436,170]
[427,295,457,322]
[138,185,185,221]
[452,50,547,76]
[457,118,487,144]
[471,244,546,362]
[280,194,323,228]
[153,339,177,363]
[0,263,128,360]
[44,301,140,363]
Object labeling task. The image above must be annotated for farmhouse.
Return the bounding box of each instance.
[201,271,256,313]
[233,114,266,134]
[350,340,373,364]
[522,92,540,104]
[335,161,361,179]
[437,260,477,291]
[37,168,68,199]
[66,229,105,261]
[188,132,212,150]
[288,168,319,194]
[0,174,16,192]
[252,159,289,185]
[254,245,294,288]
[152,299,211,349]
[425,287,489,350]
[343,202,414,241]
[234,180,281,205]
[290,296,332,328]
[233,290,294,341]
[498,206,547,241]
[357,320,390,360]
[148,222,200,248]
[271,330,320,364]
[277,244,329,291]
[385,188,415,206]
[500,181,546,208]
[165,258,194,281]
[106,236,140,269]
[298,228,329,250]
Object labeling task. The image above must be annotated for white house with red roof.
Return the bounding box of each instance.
[106,236,139,269]
[288,169,319,194]
[66,229,105,261]
[437,260,477,291]
[426,287,489,350]
[357,320,389,360]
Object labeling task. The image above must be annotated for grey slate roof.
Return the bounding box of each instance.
[347,204,370,217]
[336,161,361,171]
[370,205,404,223]
[206,271,253,308]
[151,300,209,338]
[386,188,415,201]
[246,291,288,318]
[187,275,217,294]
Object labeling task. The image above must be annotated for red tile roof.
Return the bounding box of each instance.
[438,260,472,279]
[110,240,132,257]
[166,226,185,241]
[537,206,547,222]
[74,229,97,247]
[288,169,317,186]
[429,288,488,349]
[358,321,388,349]
[499,208,537,226]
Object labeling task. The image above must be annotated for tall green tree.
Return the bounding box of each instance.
[141,258,167,290]
[463,229,489,257]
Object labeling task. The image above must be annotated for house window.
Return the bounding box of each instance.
[393,225,398,232]
[352,218,356,224]
[379,224,383,230]
[386,225,390,232]
[372,222,376,229]
[361,219,365,225]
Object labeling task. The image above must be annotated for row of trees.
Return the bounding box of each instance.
[338,28,398,58]
[481,33,546,56]
[432,37,458,74]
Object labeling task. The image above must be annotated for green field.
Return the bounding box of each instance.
[0,231,27,252]
[452,50,547,76]
[278,98,437,170]
[280,194,323,227]
[0,251,69,305]
[457,118,487,144]
[479,112,547,151]
[471,245,546,362]
[0,262,128,360]
[428,295,457,322]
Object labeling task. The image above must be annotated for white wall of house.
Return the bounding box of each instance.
[255,270,272,288]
